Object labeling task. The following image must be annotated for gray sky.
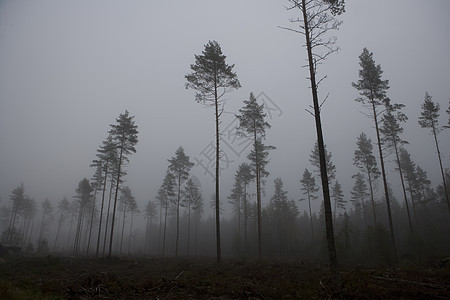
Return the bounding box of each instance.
[1,0,449,216]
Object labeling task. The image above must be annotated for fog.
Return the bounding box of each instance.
[0,1,449,259]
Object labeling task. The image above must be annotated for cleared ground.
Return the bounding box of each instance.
[0,256,449,299]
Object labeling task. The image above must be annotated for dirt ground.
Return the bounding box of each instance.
[0,256,449,299]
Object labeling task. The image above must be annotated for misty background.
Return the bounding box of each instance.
[1,0,449,220]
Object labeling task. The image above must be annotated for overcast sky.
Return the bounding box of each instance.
[1,0,449,217]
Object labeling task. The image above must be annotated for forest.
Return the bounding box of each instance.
[1,0,450,299]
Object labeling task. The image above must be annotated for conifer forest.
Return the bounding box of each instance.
[1,0,449,298]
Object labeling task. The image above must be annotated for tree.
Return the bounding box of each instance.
[144,200,157,254]
[228,171,243,251]
[268,178,297,257]
[182,178,202,256]
[331,180,345,224]
[5,183,26,244]
[107,110,138,258]
[418,92,449,214]
[282,0,344,273]
[353,132,380,224]
[352,47,398,264]
[300,168,318,239]
[38,198,53,252]
[118,186,134,254]
[415,166,431,207]
[157,170,175,256]
[380,102,414,237]
[127,194,138,255]
[191,183,204,255]
[53,196,70,252]
[20,196,37,249]
[309,141,336,182]
[236,92,273,259]
[92,135,118,257]
[168,146,194,257]
[185,40,241,263]
[399,148,419,223]
[73,178,93,255]
[350,173,369,223]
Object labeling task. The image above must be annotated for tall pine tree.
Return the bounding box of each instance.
[185,41,240,263]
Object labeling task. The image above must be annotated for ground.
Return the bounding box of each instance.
[0,256,449,299]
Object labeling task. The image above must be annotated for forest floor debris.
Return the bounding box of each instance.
[0,256,449,299]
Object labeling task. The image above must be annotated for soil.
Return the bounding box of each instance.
[0,256,449,299]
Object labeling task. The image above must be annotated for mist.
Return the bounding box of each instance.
[1,0,450,266]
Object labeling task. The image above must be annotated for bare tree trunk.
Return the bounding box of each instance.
[109,142,124,258]
[394,143,414,237]
[102,179,114,256]
[53,211,64,253]
[301,0,337,273]
[372,102,398,265]
[128,210,134,255]
[120,203,127,254]
[162,199,168,257]
[214,81,221,264]
[176,176,181,257]
[96,168,108,257]
[367,170,377,225]
[432,125,450,214]
[86,191,97,256]
[187,197,191,256]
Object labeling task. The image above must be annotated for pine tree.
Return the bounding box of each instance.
[380,102,414,237]
[168,146,194,257]
[268,178,290,257]
[236,92,273,259]
[144,200,157,254]
[118,186,134,254]
[418,92,449,214]
[399,148,419,223]
[157,170,175,256]
[185,40,240,263]
[53,196,70,252]
[352,47,398,264]
[300,168,318,239]
[309,141,336,182]
[350,173,369,223]
[182,178,202,256]
[353,132,380,224]
[282,0,344,273]
[73,178,93,256]
[331,180,345,223]
[6,183,26,244]
[92,135,118,257]
[107,110,138,258]
[38,198,53,252]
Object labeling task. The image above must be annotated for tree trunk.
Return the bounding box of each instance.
[187,195,191,256]
[128,210,134,255]
[176,176,181,257]
[120,203,127,254]
[103,179,114,256]
[109,140,124,258]
[214,80,221,264]
[86,191,97,256]
[394,142,414,237]
[254,128,262,260]
[367,169,377,225]
[432,124,450,214]
[372,102,398,265]
[162,198,168,257]
[53,211,64,252]
[301,0,337,273]
[96,167,108,257]
[243,184,248,257]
